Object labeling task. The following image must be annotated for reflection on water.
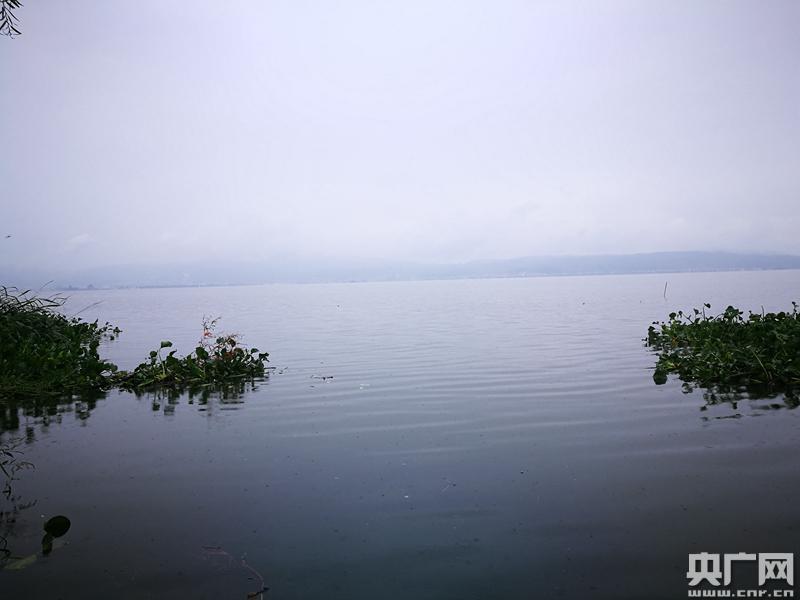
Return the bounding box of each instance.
[673,380,800,415]
[0,381,266,569]
[142,377,269,415]
[1,271,799,599]
[0,393,105,435]
[0,379,270,436]
[0,436,37,568]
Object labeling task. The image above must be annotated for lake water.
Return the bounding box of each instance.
[2,271,799,599]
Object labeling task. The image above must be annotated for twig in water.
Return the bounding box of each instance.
[242,554,268,599]
[200,545,268,599]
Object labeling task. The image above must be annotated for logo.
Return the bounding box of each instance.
[687,552,794,598]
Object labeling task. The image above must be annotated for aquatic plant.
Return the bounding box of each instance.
[116,318,269,391]
[646,303,800,401]
[1,435,35,564]
[41,515,70,555]
[1,437,33,499]
[0,287,120,397]
[0,288,269,398]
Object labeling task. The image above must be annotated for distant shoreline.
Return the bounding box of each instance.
[52,263,800,292]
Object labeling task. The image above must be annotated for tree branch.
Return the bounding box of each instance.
[0,0,23,38]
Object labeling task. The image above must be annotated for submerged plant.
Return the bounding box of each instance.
[645,302,800,403]
[1,436,35,564]
[41,515,70,555]
[1,437,33,499]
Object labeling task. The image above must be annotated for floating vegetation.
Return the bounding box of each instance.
[116,318,269,392]
[646,303,800,406]
[0,289,269,400]
[41,515,71,555]
[0,286,120,397]
[1,513,72,570]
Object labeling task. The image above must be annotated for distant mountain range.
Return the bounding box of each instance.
[3,251,800,290]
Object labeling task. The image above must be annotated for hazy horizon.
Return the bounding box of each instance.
[3,249,800,289]
[2,1,799,272]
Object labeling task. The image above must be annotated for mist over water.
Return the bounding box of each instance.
[2,1,800,597]
[2,270,799,599]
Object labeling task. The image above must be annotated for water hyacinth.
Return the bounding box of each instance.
[0,286,120,397]
[645,302,800,401]
[115,318,269,392]
[0,289,268,398]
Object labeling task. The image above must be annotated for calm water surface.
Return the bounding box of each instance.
[2,271,799,599]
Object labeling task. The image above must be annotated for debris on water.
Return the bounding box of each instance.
[200,545,269,599]
[242,552,269,599]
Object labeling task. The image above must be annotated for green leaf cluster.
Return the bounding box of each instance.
[0,287,119,396]
[0,288,269,399]
[116,335,269,391]
[646,302,800,399]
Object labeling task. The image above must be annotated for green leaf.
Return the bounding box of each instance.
[43,515,71,538]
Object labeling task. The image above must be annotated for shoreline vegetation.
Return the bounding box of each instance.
[646,302,800,407]
[3,285,799,408]
[0,287,269,570]
[0,287,269,400]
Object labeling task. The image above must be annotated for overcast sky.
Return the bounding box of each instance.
[1,0,798,271]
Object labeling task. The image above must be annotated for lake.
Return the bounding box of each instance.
[2,270,799,599]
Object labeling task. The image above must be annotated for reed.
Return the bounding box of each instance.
[0,287,119,396]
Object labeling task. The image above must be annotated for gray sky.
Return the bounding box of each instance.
[1,0,798,271]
